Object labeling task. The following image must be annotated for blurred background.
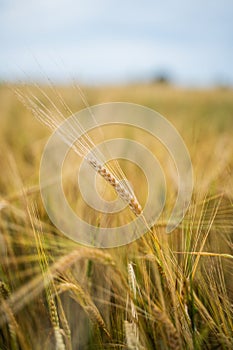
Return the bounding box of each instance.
[0,0,233,87]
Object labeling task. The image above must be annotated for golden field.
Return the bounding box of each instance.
[0,83,233,349]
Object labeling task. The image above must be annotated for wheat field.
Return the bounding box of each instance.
[0,83,233,349]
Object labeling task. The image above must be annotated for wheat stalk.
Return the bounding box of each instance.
[14,88,143,217]
[125,262,141,350]
[29,204,66,350]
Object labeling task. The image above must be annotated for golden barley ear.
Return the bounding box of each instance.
[58,281,111,339]
[153,304,181,350]
[0,281,28,350]
[89,157,142,216]
[124,320,142,350]
[15,86,143,218]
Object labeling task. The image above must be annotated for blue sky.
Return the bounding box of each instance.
[0,0,233,86]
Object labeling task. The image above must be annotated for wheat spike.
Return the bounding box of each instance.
[0,281,10,299]
[124,320,142,350]
[0,288,26,350]
[125,262,142,350]
[54,326,66,350]
[58,281,111,338]
[89,157,142,216]
[153,304,181,350]
[48,296,66,350]
[84,305,111,338]
[15,88,143,217]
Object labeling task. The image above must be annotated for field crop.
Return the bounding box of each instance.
[0,83,232,349]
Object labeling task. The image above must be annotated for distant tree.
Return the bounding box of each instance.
[151,73,171,84]
[150,72,171,85]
